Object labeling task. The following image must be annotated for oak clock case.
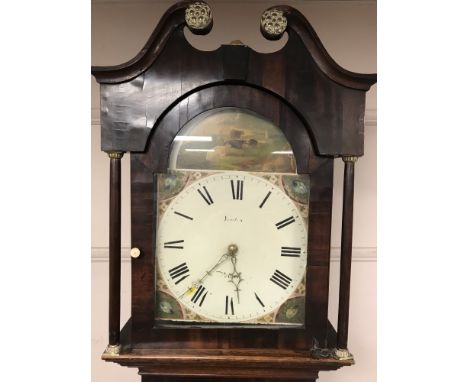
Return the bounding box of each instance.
[91,1,376,381]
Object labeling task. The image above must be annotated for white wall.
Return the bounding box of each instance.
[91,1,377,381]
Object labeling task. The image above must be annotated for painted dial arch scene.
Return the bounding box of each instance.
[155,171,310,326]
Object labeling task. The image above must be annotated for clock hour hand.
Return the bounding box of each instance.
[226,244,243,303]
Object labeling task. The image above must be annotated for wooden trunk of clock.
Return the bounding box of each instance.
[92,1,376,380]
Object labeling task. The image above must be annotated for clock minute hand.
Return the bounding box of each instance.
[179,252,230,298]
[201,253,230,280]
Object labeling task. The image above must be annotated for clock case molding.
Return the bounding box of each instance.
[91,1,376,381]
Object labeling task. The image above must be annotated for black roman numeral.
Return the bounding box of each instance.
[174,211,193,220]
[255,292,265,308]
[281,246,301,257]
[197,186,214,205]
[259,191,271,208]
[191,285,208,307]
[225,296,234,315]
[270,269,292,289]
[164,240,184,249]
[275,216,296,230]
[230,180,244,200]
[168,263,190,285]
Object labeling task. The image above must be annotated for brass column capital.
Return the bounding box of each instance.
[107,151,125,159]
[342,155,359,163]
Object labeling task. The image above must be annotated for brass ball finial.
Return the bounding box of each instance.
[261,8,287,40]
[185,1,213,34]
[228,244,238,255]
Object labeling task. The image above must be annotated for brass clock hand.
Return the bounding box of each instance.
[201,253,230,280]
[179,251,230,298]
[226,244,243,303]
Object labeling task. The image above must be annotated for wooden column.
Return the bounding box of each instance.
[335,155,358,360]
[105,151,124,355]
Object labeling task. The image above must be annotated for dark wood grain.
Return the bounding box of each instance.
[103,346,351,379]
[109,154,122,345]
[142,378,317,382]
[262,5,377,90]
[337,158,356,349]
[93,1,376,380]
[103,346,350,379]
[91,1,199,83]
[92,4,376,157]
[92,2,375,90]
[127,85,334,352]
[141,378,316,382]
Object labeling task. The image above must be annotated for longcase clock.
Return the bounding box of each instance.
[92,2,376,381]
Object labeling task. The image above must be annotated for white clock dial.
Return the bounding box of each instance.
[156,172,308,323]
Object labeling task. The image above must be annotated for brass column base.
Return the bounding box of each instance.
[104,344,121,356]
[333,348,354,361]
